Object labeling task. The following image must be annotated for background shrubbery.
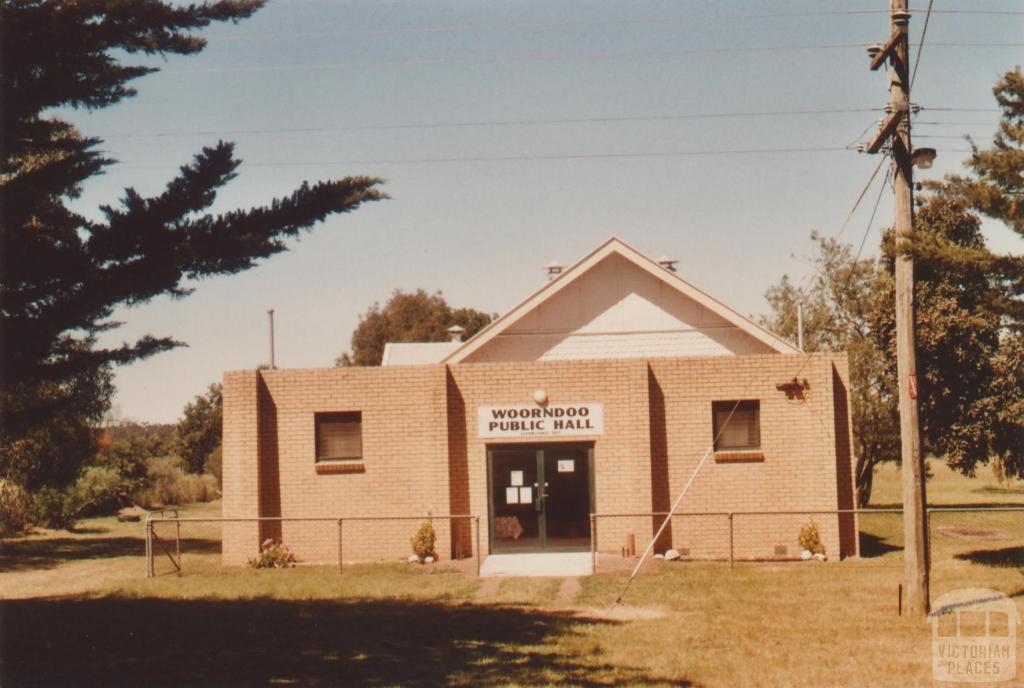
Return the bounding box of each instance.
[1,413,223,533]
[135,457,219,509]
[0,481,35,536]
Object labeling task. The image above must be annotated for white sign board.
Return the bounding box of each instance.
[477,404,604,439]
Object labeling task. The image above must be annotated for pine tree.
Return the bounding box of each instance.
[1,1,385,488]
[923,67,1024,327]
[871,196,1019,478]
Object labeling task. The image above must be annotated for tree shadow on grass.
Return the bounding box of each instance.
[0,537,220,572]
[858,531,901,558]
[0,597,692,687]
[954,546,1024,569]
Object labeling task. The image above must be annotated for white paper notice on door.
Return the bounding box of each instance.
[510,470,524,487]
[505,487,519,504]
[518,486,533,504]
[557,459,575,473]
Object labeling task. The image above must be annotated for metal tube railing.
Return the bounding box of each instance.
[588,506,1024,572]
[145,513,482,578]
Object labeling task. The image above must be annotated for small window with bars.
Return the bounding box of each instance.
[315,412,362,463]
[712,400,760,452]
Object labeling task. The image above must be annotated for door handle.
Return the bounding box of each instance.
[533,482,549,512]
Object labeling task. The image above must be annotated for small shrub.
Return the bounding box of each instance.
[410,521,437,561]
[74,466,131,517]
[248,539,297,568]
[32,486,80,530]
[0,480,34,536]
[798,520,825,555]
[204,445,223,485]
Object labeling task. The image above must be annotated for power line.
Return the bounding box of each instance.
[788,154,887,304]
[912,121,998,126]
[914,134,984,139]
[99,107,886,139]
[205,8,1024,43]
[833,156,889,245]
[119,146,856,169]
[208,10,894,42]
[95,111,1004,141]
[910,0,936,91]
[920,107,1001,112]
[115,146,976,170]
[163,43,1023,76]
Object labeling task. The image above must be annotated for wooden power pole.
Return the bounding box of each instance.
[864,0,930,616]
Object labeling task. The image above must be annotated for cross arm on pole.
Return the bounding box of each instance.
[869,30,903,71]
[864,103,908,154]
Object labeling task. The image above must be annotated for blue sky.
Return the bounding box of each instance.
[63,0,1024,422]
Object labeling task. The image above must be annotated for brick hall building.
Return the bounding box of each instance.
[222,237,858,567]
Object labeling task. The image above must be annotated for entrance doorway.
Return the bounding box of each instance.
[487,444,593,553]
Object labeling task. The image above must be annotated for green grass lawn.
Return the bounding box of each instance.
[1,465,1022,687]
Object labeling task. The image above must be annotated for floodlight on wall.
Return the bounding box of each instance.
[911,147,937,169]
[533,389,548,405]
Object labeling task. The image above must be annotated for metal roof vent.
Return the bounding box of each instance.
[544,261,563,280]
[657,256,679,273]
[447,325,466,342]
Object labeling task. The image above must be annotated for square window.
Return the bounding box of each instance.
[315,412,362,463]
[712,400,760,451]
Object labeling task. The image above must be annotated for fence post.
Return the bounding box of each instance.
[728,513,734,569]
[175,520,181,574]
[145,519,153,578]
[925,508,932,567]
[337,518,343,573]
[590,514,597,573]
[474,516,481,577]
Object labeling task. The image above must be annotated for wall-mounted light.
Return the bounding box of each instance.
[911,147,937,169]
[533,389,548,405]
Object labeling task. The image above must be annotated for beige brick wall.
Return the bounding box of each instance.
[222,352,856,566]
[646,353,856,559]
[222,365,451,565]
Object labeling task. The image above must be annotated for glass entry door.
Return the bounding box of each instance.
[489,448,541,551]
[488,444,593,552]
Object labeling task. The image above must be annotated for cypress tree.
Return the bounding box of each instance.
[0,1,385,487]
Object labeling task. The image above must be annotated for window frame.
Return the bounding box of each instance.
[314,411,363,468]
[711,400,763,460]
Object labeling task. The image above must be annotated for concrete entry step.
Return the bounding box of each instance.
[480,552,593,577]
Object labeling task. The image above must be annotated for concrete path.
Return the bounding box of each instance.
[474,577,501,600]
[479,552,593,577]
[554,577,582,606]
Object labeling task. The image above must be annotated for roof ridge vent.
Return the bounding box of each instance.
[657,256,679,272]
[544,260,563,280]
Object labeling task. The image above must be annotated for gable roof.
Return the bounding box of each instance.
[442,236,799,364]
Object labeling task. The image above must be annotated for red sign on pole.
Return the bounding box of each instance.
[909,374,918,400]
